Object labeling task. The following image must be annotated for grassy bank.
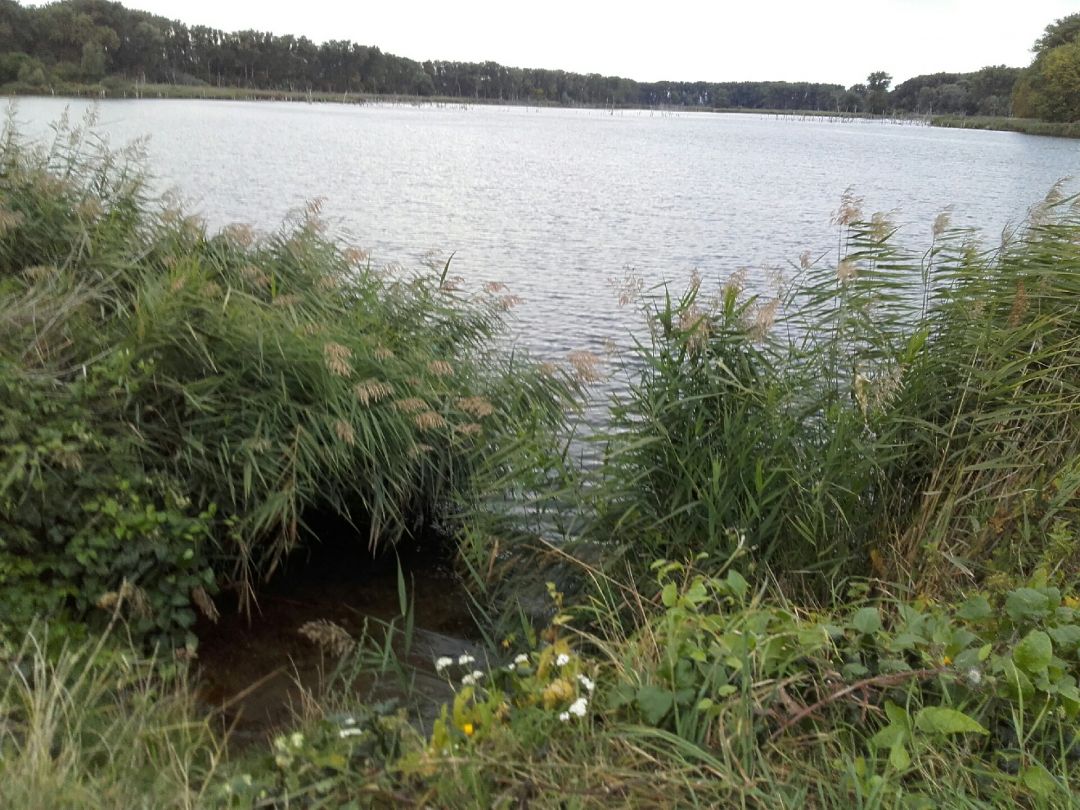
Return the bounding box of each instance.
[932,115,1080,139]
[3,118,1080,807]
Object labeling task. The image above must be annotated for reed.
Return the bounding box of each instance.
[589,187,1080,595]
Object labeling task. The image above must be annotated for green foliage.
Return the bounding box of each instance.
[591,188,1080,593]
[0,112,574,644]
[0,628,222,809]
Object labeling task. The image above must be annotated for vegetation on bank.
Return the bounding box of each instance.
[1,1,1078,126]
[0,109,575,650]
[3,119,1080,806]
[931,115,1080,139]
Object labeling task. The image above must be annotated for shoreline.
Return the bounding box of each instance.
[8,82,1075,138]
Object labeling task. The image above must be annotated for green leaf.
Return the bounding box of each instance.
[724,570,748,599]
[661,582,678,608]
[956,595,993,621]
[889,742,911,770]
[1005,588,1051,622]
[913,707,988,736]
[1021,763,1057,798]
[852,607,882,635]
[636,686,675,725]
[884,700,911,730]
[1013,630,1053,674]
[1048,624,1080,651]
[870,723,907,749]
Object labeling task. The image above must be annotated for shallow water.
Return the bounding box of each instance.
[196,548,483,745]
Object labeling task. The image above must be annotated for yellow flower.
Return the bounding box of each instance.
[942,656,952,666]
[462,722,474,736]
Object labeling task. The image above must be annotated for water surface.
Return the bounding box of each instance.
[11,98,1078,368]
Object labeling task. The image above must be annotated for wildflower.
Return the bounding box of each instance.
[290,732,305,748]
[462,722,474,736]
[577,674,595,693]
[339,727,365,738]
[555,653,570,667]
[558,711,570,722]
[461,671,483,686]
[458,654,475,666]
[568,697,589,718]
[942,655,953,666]
[966,668,982,686]
[435,656,453,672]
[514,653,529,665]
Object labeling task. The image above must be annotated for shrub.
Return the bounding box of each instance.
[0,110,575,644]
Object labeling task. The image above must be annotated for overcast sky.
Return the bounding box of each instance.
[111,0,1077,86]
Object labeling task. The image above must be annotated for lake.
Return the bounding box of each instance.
[9,98,1079,374]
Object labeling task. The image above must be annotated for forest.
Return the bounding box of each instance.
[0,0,1076,120]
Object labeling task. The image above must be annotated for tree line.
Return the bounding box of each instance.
[0,1,1076,121]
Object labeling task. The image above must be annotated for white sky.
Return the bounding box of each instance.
[105,0,1080,86]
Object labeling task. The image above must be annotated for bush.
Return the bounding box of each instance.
[0,111,575,645]
[591,189,1080,594]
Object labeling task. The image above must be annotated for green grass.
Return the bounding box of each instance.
[4,112,1080,807]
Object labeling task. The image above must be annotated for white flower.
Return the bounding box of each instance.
[338,727,365,738]
[342,716,356,726]
[470,670,485,681]
[289,732,305,748]
[458,654,475,666]
[577,674,595,692]
[505,663,516,671]
[514,653,529,665]
[568,697,588,717]
[555,653,570,667]
[461,673,477,686]
[966,668,982,685]
[435,656,453,672]
[558,711,570,722]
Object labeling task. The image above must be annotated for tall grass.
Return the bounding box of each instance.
[0,624,222,809]
[0,109,575,640]
[591,188,1080,594]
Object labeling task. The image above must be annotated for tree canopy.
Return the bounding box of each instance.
[0,1,1073,122]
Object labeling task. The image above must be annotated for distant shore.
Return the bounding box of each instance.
[5,81,1077,138]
